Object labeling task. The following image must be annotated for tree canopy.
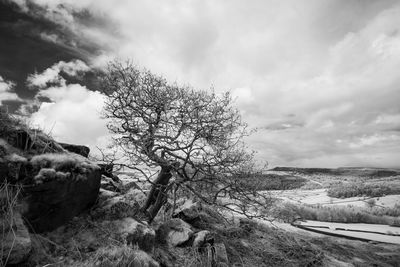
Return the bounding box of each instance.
[101,61,271,221]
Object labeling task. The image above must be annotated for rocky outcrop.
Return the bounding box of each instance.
[102,218,155,253]
[91,191,143,221]
[22,166,101,233]
[14,153,102,233]
[59,142,90,158]
[98,163,122,182]
[192,230,214,248]
[0,152,28,184]
[156,218,193,247]
[1,212,31,265]
[173,200,225,229]
[101,175,122,192]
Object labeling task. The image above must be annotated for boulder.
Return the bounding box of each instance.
[0,212,31,265]
[103,218,155,253]
[153,248,176,267]
[97,188,119,204]
[101,175,123,192]
[59,142,90,158]
[121,180,141,192]
[91,194,142,221]
[98,163,120,181]
[156,218,193,247]
[192,230,214,249]
[0,153,27,184]
[21,167,101,233]
[173,200,224,229]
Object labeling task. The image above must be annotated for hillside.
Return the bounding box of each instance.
[271,167,400,177]
[1,112,400,266]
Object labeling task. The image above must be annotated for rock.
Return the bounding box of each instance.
[156,218,193,247]
[91,194,142,221]
[121,180,141,192]
[21,167,101,233]
[59,142,90,158]
[97,188,119,204]
[102,218,155,253]
[153,248,176,267]
[101,175,123,192]
[98,163,120,181]
[0,153,27,184]
[192,230,214,249]
[173,200,224,229]
[0,212,31,265]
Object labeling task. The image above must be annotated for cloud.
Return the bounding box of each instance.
[27,59,90,89]
[23,59,109,153]
[16,0,400,167]
[30,83,109,153]
[0,76,22,104]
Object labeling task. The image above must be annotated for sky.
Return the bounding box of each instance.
[1,0,400,168]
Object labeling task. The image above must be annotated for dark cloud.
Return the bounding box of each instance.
[0,0,106,111]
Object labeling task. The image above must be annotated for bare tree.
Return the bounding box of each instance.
[101,61,272,222]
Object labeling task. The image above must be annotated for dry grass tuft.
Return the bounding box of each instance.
[0,181,22,266]
[0,110,63,156]
[181,247,212,267]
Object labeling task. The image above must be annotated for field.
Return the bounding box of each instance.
[260,167,400,244]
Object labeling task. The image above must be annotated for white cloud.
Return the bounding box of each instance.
[27,59,89,88]
[25,60,108,154]
[30,83,109,152]
[0,76,21,104]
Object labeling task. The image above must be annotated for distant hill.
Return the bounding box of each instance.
[270,167,400,177]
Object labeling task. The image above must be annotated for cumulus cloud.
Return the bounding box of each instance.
[0,76,22,104]
[25,59,108,153]
[30,83,108,151]
[27,59,90,89]
[18,0,400,167]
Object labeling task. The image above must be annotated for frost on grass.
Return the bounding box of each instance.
[30,153,100,184]
[33,168,72,185]
[5,153,27,163]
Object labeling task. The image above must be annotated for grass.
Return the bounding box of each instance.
[213,219,324,267]
[0,110,63,156]
[0,181,22,266]
[224,219,400,267]
[274,202,400,226]
[181,247,212,267]
[327,182,400,198]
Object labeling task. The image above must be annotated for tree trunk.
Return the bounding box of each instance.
[142,166,172,221]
